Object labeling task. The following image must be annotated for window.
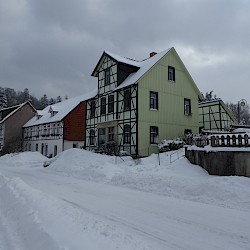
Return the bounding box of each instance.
[45,144,48,156]
[41,143,44,155]
[168,66,175,81]
[90,129,95,145]
[36,126,40,137]
[105,68,110,85]
[150,91,158,110]
[54,145,58,157]
[43,125,46,137]
[100,97,106,115]
[108,127,115,141]
[150,126,158,144]
[56,123,60,135]
[124,90,131,110]
[98,128,106,146]
[51,124,56,136]
[90,100,96,118]
[108,95,114,113]
[36,144,38,151]
[123,124,131,144]
[47,125,50,136]
[184,98,191,115]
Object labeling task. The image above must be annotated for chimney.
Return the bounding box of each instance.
[150,52,157,57]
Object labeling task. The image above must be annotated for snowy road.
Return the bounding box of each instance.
[1,164,250,250]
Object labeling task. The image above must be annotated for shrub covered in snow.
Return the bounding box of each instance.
[158,138,184,152]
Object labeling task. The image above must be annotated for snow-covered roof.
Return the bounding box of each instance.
[199,98,222,105]
[0,101,36,124]
[105,51,141,68]
[24,89,97,127]
[114,48,171,91]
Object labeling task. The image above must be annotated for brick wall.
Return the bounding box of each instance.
[63,101,86,141]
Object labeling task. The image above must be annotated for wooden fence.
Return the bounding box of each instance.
[193,134,250,147]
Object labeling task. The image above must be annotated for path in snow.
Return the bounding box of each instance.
[1,165,250,250]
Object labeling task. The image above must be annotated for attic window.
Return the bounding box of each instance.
[168,66,175,81]
[36,114,42,120]
[104,68,111,85]
[50,111,58,117]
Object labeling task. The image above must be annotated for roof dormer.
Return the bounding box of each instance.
[48,106,58,117]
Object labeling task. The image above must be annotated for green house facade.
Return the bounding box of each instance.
[85,47,202,157]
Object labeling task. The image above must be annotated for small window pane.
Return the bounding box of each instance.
[150,92,158,110]
[168,66,175,81]
[150,126,158,144]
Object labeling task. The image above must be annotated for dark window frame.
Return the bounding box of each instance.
[104,68,111,85]
[100,97,106,115]
[168,66,175,81]
[90,100,96,118]
[108,95,114,113]
[98,128,106,146]
[150,91,158,110]
[184,98,192,115]
[124,90,131,111]
[123,124,131,144]
[90,129,95,145]
[150,126,158,144]
[108,127,115,141]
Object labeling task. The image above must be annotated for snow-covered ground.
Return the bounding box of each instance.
[0,149,250,250]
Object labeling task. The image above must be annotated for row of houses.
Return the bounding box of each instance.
[1,47,237,158]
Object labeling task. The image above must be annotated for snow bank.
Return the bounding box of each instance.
[2,149,250,211]
[0,152,48,168]
[46,148,250,211]
[49,148,135,181]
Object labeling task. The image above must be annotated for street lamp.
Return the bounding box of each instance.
[237,99,247,124]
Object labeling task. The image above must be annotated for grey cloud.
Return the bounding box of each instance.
[0,0,250,103]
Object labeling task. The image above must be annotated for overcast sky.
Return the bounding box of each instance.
[0,0,249,103]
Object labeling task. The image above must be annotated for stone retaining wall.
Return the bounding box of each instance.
[185,148,250,177]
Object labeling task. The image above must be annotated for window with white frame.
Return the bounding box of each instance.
[56,123,60,135]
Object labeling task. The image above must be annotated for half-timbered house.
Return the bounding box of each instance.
[23,91,96,157]
[85,47,203,157]
[199,99,237,132]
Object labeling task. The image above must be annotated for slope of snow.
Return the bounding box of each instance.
[1,149,250,249]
